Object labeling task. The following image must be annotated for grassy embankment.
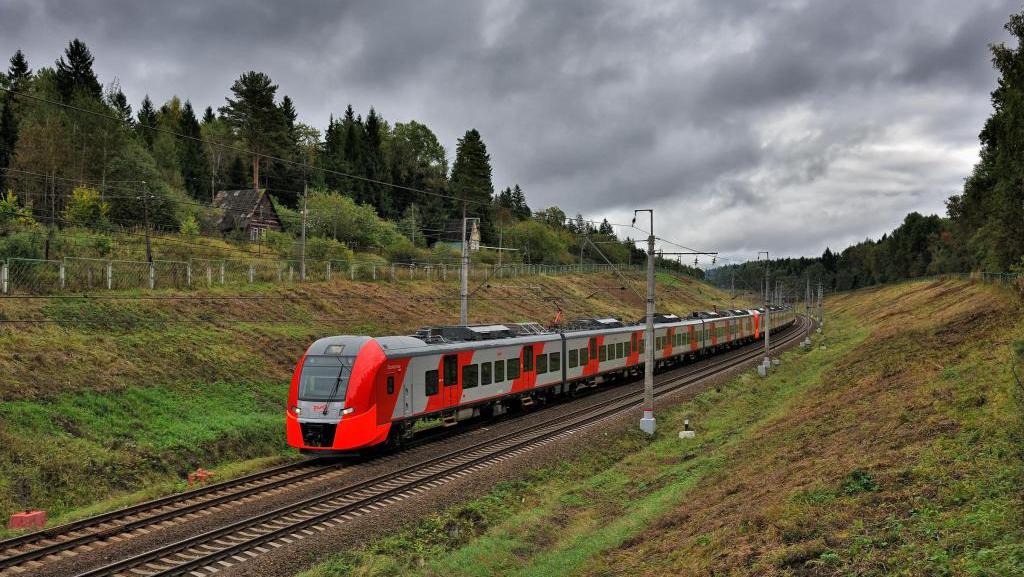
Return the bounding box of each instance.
[299,278,1024,577]
[0,270,730,528]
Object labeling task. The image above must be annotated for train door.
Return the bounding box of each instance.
[442,354,460,407]
[401,369,413,417]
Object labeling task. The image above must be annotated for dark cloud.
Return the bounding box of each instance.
[0,0,1016,259]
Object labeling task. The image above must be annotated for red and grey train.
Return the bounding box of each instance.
[287,306,796,453]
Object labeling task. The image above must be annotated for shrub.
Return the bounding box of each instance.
[179,215,200,238]
[63,187,111,229]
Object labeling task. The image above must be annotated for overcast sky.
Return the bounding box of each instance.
[0,0,1017,261]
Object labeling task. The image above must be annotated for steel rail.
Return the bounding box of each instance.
[71,318,808,577]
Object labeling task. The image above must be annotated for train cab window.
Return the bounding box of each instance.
[550,352,561,371]
[523,346,534,372]
[462,364,479,389]
[425,370,439,396]
[481,362,492,386]
[589,338,598,359]
[568,349,579,368]
[599,345,607,362]
[443,355,458,385]
[536,354,548,374]
[387,375,395,395]
[616,342,624,358]
[495,360,505,383]
[507,358,520,380]
[580,348,588,364]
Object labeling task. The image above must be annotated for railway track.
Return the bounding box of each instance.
[45,317,808,577]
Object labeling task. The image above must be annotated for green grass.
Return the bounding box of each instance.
[0,380,293,527]
[298,318,865,577]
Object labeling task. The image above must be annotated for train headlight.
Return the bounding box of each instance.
[341,407,354,415]
[292,406,301,415]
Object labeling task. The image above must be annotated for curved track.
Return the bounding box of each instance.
[54,317,809,577]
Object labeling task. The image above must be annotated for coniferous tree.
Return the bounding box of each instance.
[108,89,133,126]
[54,39,102,101]
[450,128,495,241]
[219,71,288,191]
[0,50,30,192]
[511,184,531,220]
[202,106,216,125]
[226,156,248,190]
[136,95,157,150]
[7,50,30,91]
[178,100,211,200]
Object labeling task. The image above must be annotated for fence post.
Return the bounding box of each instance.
[326,261,331,281]
[220,262,225,285]
[289,265,294,282]
[59,260,66,290]
[372,265,377,281]
[106,261,113,290]
[350,264,355,281]
[249,265,255,284]
[1,260,7,294]
[442,263,447,281]
[207,265,213,287]
[391,264,395,281]
[149,263,155,290]
[186,261,192,288]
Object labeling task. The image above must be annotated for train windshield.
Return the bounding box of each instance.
[298,355,356,401]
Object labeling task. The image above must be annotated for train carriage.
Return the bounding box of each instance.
[287,305,796,453]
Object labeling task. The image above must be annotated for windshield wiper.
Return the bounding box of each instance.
[323,359,348,415]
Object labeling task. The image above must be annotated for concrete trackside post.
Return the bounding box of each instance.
[59,261,66,290]
[207,265,213,287]
[220,262,225,285]
[326,262,331,281]
[149,263,155,290]
[1,261,8,294]
[186,262,192,288]
[107,261,113,290]
[249,265,255,284]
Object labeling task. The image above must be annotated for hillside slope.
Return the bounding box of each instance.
[298,278,1024,577]
[0,271,732,523]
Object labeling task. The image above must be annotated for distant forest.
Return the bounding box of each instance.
[709,10,1024,293]
[0,39,706,275]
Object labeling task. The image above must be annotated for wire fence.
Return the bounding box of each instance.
[0,256,644,295]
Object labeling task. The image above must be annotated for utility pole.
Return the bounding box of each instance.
[140,182,152,264]
[817,280,824,328]
[758,252,770,368]
[634,209,656,436]
[299,182,308,281]
[460,201,469,325]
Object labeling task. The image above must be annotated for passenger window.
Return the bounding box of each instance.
[523,346,534,372]
[481,362,492,386]
[580,348,588,364]
[387,375,395,395]
[550,352,561,371]
[425,370,439,396]
[617,342,624,358]
[536,354,548,374]
[569,349,578,368]
[599,345,607,362]
[589,338,598,359]
[462,364,478,388]
[495,359,505,383]
[640,338,645,353]
[443,355,458,385]
[507,358,520,379]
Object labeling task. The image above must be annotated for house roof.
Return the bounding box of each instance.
[212,189,281,232]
